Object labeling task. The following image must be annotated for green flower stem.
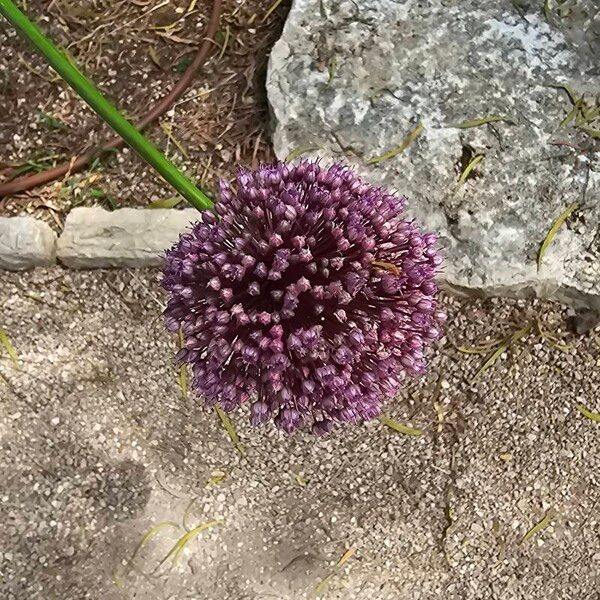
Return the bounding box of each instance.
[0,0,213,211]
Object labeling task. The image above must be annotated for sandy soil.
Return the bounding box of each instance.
[1,268,599,599]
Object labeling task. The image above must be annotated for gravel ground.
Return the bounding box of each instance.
[1,268,599,599]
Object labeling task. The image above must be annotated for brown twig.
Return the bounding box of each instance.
[0,0,222,198]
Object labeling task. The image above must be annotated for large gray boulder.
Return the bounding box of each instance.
[267,0,600,308]
[0,217,57,270]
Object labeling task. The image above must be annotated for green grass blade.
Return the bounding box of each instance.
[337,547,356,566]
[262,0,285,22]
[314,573,334,596]
[450,115,516,128]
[182,497,199,531]
[156,520,222,570]
[217,24,230,61]
[472,342,508,381]
[575,403,600,423]
[0,327,19,368]
[455,340,503,354]
[327,56,337,85]
[559,103,580,127]
[536,319,574,352]
[295,472,308,487]
[378,415,423,436]
[521,511,553,543]
[472,325,531,381]
[206,470,227,486]
[117,520,180,583]
[367,121,423,165]
[577,125,600,139]
[215,406,246,456]
[286,145,320,162]
[312,548,356,597]
[456,154,484,188]
[548,83,579,105]
[39,112,67,130]
[537,202,579,271]
[177,365,188,398]
[177,329,188,398]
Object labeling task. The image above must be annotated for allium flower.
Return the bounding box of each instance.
[163,161,445,434]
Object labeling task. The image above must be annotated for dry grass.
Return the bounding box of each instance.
[0,0,289,228]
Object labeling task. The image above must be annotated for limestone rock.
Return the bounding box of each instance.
[0,217,57,270]
[57,207,199,268]
[267,0,600,308]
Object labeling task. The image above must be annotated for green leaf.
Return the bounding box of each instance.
[559,102,580,127]
[0,327,19,368]
[432,370,444,433]
[367,121,423,165]
[90,147,119,173]
[537,201,579,271]
[378,415,423,436]
[177,365,188,397]
[456,153,484,188]
[6,163,40,180]
[319,0,328,18]
[511,0,528,16]
[116,520,180,584]
[175,56,193,73]
[521,511,553,543]
[38,112,67,130]
[575,403,600,423]
[148,197,182,209]
[87,187,118,210]
[450,115,516,128]
[215,405,246,456]
[160,122,189,158]
[582,105,600,122]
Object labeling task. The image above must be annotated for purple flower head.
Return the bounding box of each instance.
[163,161,445,433]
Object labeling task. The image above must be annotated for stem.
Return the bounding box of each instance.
[0,0,213,211]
